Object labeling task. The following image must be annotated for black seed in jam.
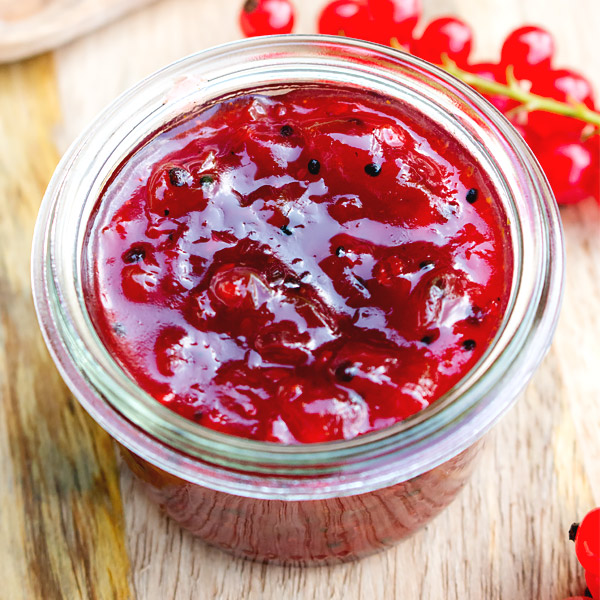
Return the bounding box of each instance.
[112,322,126,337]
[308,159,321,175]
[168,166,190,187]
[364,163,381,177]
[462,339,476,351]
[421,335,434,345]
[122,246,146,263]
[200,174,214,185]
[419,260,434,270]
[569,522,580,542]
[164,209,170,216]
[335,361,357,382]
[335,246,346,257]
[280,125,293,137]
[466,188,479,203]
[280,225,293,236]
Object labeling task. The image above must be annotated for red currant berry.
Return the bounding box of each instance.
[318,0,369,38]
[517,123,543,152]
[500,25,555,80]
[239,0,295,37]
[366,0,421,47]
[121,262,161,303]
[209,265,266,309]
[373,255,406,286]
[412,17,473,67]
[154,326,191,377]
[586,569,600,600]
[529,69,596,135]
[535,135,594,205]
[575,508,600,576]
[547,69,595,106]
[278,376,369,443]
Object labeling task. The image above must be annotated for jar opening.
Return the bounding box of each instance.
[32,35,563,497]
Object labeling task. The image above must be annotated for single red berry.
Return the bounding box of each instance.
[366,0,421,47]
[412,17,473,67]
[318,0,369,38]
[373,255,406,286]
[121,262,161,303]
[154,326,191,377]
[535,135,595,205]
[529,69,596,135]
[500,25,555,80]
[209,265,262,309]
[239,0,295,37]
[575,508,600,576]
[545,69,595,106]
[586,569,600,600]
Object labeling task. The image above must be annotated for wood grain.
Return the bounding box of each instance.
[0,0,598,598]
[0,55,131,600]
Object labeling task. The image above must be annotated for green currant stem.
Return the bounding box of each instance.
[388,40,600,129]
[442,59,600,129]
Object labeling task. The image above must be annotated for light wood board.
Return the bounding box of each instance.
[0,0,598,598]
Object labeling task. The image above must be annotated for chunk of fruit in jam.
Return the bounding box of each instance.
[85,85,512,443]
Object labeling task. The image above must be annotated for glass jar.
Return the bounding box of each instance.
[31,35,564,566]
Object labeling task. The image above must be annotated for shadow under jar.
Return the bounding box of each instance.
[32,35,563,566]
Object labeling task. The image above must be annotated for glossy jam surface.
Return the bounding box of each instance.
[86,85,512,443]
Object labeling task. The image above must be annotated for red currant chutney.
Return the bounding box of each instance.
[85,85,512,444]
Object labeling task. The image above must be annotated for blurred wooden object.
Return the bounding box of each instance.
[0,0,157,62]
[0,0,598,598]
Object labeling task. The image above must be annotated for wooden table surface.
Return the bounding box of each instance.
[0,0,598,598]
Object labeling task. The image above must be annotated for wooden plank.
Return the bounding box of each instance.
[555,201,600,502]
[0,55,132,600]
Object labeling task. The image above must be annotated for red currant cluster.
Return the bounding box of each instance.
[238,0,599,206]
[566,507,600,600]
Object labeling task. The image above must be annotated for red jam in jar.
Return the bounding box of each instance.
[85,85,512,444]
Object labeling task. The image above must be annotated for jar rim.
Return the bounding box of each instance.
[32,35,564,498]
